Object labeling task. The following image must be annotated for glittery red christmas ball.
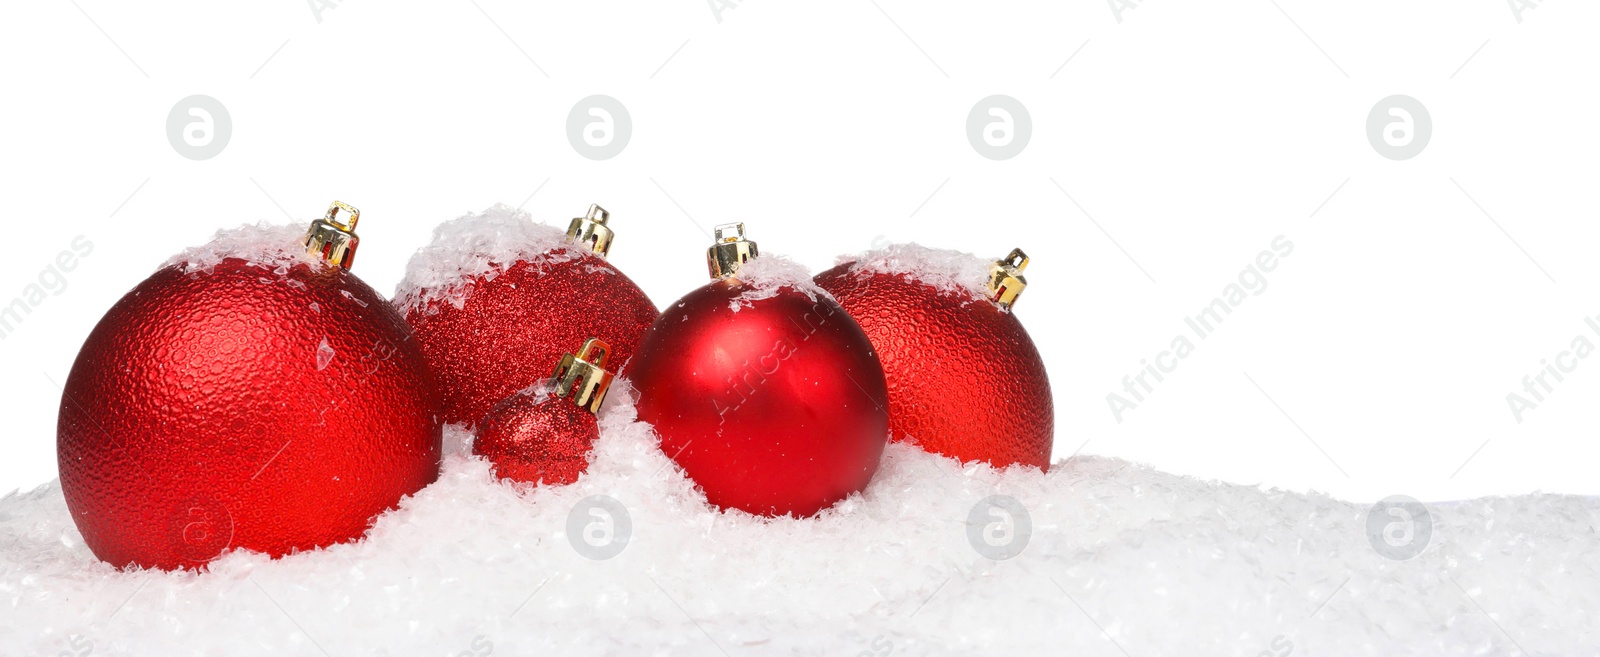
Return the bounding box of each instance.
[473,385,598,486]
[814,245,1053,470]
[630,239,889,517]
[396,205,657,427]
[57,221,442,571]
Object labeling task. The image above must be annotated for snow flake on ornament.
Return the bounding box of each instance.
[339,289,369,308]
[727,253,832,311]
[833,242,995,302]
[394,204,581,315]
[316,338,336,371]
[165,222,323,276]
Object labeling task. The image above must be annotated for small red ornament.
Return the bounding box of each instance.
[630,224,889,517]
[474,337,616,486]
[814,245,1053,470]
[396,204,658,426]
[57,202,443,570]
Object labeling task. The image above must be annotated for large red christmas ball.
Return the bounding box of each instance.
[630,254,889,517]
[57,222,442,570]
[814,244,1053,470]
[395,205,657,426]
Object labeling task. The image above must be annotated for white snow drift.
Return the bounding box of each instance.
[2,381,1595,656]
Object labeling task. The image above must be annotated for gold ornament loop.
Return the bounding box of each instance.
[707,222,759,279]
[566,203,616,257]
[986,248,1029,309]
[303,200,362,270]
[552,337,615,414]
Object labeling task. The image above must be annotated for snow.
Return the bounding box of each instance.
[728,253,831,311]
[163,222,323,275]
[516,378,557,401]
[833,242,995,302]
[393,204,578,315]
[315,338,336,371]
[3,384,1596,655]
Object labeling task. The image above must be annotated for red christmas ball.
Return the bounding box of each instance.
[396,205,657,427]
[57,213,442,571]
[630,227,889,517]
[813,244,1053,470]
[473,338,616,486]
[474,386,598,486]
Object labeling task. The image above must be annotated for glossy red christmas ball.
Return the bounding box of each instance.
[396,205,657,427]
[57,219,442,571]
[474,385,598,486]
[814,245,1053,470]
[630,235,889,517]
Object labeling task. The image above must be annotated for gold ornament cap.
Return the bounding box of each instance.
[552,337,615,414]
[303,200,361,270]
[565,204,615,257]
[986,248,1029,309]
[707,223,759,279]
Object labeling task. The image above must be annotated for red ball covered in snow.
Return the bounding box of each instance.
[814,245,1053,470]
[57,220,442,570]
[396,205,657,427]
[631,231,888,517]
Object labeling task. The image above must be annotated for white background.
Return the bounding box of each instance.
[1,0,1595,503]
